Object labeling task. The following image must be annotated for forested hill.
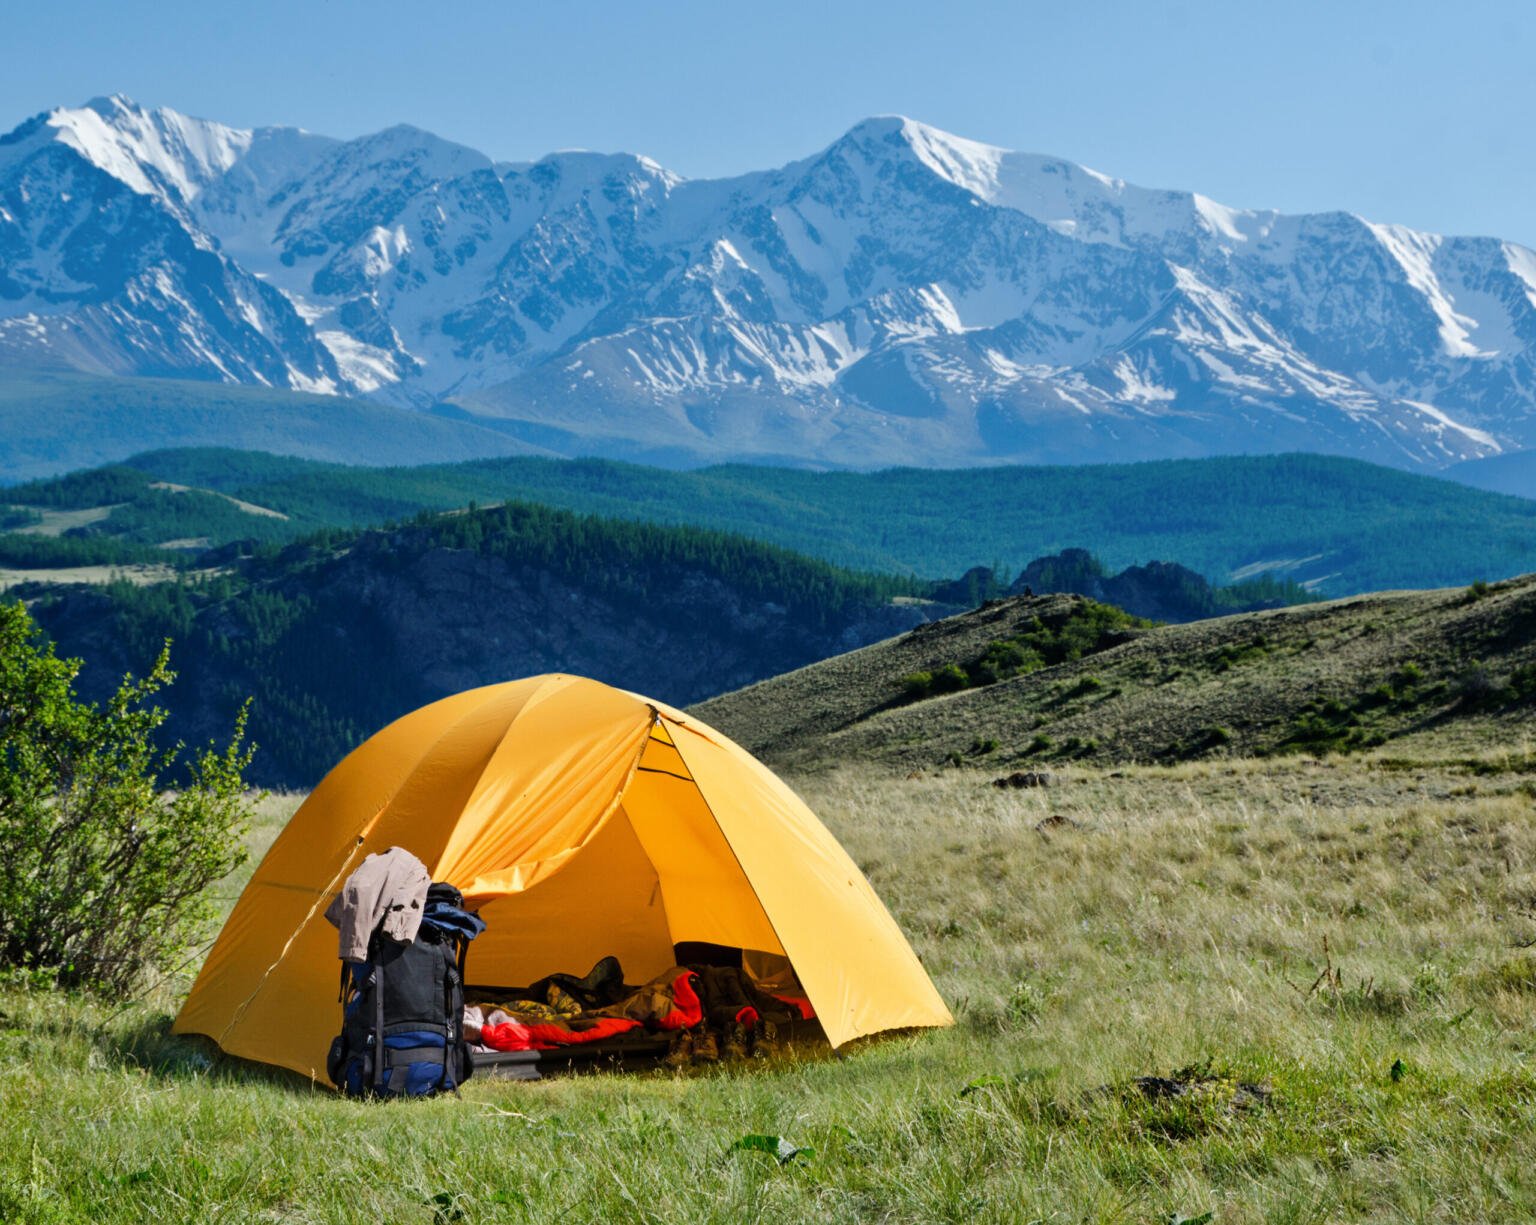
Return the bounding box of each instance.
[26,502,938,787]
[7,449,1536,596]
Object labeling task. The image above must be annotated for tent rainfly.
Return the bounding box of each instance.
[174,675,953,1078]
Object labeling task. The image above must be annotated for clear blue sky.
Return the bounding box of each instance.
[5,0,1534,246]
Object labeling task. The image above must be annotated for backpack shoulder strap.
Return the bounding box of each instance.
[441,943,466,1093]
[371,957,387,1093]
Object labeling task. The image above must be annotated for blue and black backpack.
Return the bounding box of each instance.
[327,882,484,1097]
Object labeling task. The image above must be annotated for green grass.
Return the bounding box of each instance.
[7,757,1536,1221]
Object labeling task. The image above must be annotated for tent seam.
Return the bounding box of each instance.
[662,718,821,1045]
[456,706,659,899]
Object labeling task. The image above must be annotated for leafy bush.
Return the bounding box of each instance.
[1275,696,1388,755]
[931,664,970,695]
[903,665,972,701]
[901,671,934,699]
[1198,725,1232,750]
[0,601,255,993]
[1213,637,1270,672]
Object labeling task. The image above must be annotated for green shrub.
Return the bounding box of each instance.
[901,671,934,700]
[931,664,970,695]
[1213,639,1270,672]
[0,601,256,993]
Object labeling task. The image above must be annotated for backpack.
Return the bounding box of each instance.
[326,881,481,1097]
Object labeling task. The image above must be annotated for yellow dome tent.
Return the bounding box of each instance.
[174,674,952,1079]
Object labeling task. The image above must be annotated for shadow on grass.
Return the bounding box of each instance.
[73,1006,845,1094]
[96,1009,326,1092]
[0,1000,323,1094]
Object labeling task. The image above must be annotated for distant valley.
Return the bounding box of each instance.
[6,444,1536,787]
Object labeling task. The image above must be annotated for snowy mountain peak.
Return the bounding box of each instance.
[3,98,1536,472]
[44,94,253,205]
[820,115,1214,246]
[844,114,1012,195]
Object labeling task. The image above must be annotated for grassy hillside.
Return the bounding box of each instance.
[10,447,1536,595]
[8,754,1536,1221]
[693,575,1536,774]
[0,370,542,482]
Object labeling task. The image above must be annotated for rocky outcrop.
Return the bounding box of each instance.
[1009,549,1291,622]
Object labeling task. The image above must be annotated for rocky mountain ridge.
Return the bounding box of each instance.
[4,96,1536,468]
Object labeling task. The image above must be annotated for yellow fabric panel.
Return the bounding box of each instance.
[635,721,690,780]
[622,769,784,956]
[172,681,549,1078]
[664,711,954,1048]
[174,677,653,1078]
[468,811,676,989]
[432,678,654,899]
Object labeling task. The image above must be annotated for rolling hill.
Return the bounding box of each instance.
[8,448,1536,595]
[692,576,1536,773]
[24,501,940,786]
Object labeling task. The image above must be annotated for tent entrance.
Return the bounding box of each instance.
[463,721,786,993]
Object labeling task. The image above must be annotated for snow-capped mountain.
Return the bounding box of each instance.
[3,95,1535,469]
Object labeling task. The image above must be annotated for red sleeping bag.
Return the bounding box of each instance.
[477,970,703,1052]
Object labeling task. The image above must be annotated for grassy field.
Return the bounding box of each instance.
[0,562,178,592]
[5,754,1536,1223]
